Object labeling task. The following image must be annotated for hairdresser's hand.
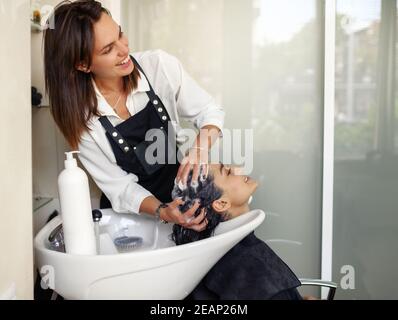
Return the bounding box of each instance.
[176,146,209,186]
[160,198,208,231]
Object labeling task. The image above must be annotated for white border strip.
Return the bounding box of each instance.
[322,0,336,299]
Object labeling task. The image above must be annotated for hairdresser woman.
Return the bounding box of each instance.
[43,0,224,231]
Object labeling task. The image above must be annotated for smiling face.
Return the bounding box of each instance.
[78,12,134,79]
[208,163,258,217]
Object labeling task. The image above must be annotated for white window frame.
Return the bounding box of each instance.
[321,0,336,300]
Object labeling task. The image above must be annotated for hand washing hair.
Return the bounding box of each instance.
[171,169,225,245]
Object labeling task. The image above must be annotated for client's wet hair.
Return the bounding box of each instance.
[171,170,225,245]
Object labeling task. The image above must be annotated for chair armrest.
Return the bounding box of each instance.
[298,278,338,300]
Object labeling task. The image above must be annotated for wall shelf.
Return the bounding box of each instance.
[33,197,53,213]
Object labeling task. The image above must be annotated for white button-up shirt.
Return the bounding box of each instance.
[78,49,225,214]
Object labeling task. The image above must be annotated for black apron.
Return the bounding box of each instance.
[99,55,180,208]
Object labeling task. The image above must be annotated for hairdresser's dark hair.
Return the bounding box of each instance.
[171,171,225,245]
[43,0,140,149]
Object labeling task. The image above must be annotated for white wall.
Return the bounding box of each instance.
[0,0,33,300]
[101,0,121,24]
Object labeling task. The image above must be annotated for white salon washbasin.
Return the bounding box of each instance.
[34,209,265,300]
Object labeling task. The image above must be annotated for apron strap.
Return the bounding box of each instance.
[130,55,170,124]
[98,116,133,154]
[130,55,156,100]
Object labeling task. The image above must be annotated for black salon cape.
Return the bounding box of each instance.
[185,232,302,300]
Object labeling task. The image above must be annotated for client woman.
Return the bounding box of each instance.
[171,164,304,300]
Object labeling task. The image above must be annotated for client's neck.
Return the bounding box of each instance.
[224,203,250,220]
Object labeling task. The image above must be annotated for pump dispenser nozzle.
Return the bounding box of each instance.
[64,151,80,169]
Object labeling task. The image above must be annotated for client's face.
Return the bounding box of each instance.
[170,164,258,245]
[209,163,258,209]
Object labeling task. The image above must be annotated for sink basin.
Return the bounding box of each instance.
[34,208,265,300]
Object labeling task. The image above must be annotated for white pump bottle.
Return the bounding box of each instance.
[58,151,97,255]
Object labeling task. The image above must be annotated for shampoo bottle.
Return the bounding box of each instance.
[58,151,97,255]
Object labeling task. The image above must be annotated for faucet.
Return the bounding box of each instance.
[47,209,103,254]
[92,209,103,254]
